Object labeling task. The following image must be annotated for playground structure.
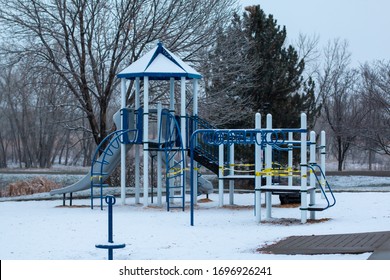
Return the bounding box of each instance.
[51,42,213,211]
[189,112,336,225]
[50,42,335,224]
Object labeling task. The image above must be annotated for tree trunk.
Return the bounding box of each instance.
[337,136,343,171]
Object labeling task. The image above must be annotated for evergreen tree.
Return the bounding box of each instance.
[203,5,318,129]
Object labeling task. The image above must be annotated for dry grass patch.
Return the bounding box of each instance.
[55,205,90,208]
[261,217,331,226]
[197,198,213,203]
[0,177,60,197]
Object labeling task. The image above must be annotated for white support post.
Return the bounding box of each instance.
[309,131,316,220]
[169,78,175,204]
[180,77,186,149]
[143,76,149,207]
[135,146,140,204]
[218,144,224,207]
[229,144,235,205]
[180,77,186,200]
[135,77,140,204]
[265,114,272,219]
[193,79,198,116]
[157,151,162,206]
[135,77,140,108]
[320,131,326,199]
[288,132,293,188]
[170,77,175,111]
[120,79,127,205]
[192,79,198,205]
[255,113,262,223]
[300,113,308,223]
[157,102,163,206]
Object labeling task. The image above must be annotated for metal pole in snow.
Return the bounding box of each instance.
[107,197,114,244]
[95,195,125,260]
[106,195,115,260]
[309,131,316,220]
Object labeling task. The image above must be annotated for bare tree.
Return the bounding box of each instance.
[295,33,321,76]
[200,21,257,127]
[0,60,76,168]
[317,39,364,171]
[0,0,237,148]
[0,74,9,168]
[360,61,390,158]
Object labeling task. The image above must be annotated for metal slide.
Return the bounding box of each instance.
[50,110,127,196]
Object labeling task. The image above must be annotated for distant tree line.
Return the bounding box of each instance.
[0,2,389,171]
[315,40,390,171]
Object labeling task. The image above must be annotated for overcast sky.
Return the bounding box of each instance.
[239,0,390,66]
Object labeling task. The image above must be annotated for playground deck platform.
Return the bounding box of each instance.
[258,231,390,260]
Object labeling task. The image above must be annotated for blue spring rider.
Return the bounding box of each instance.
[95,195,126,260]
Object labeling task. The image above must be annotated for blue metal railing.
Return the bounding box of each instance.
[187,116,222,173]
[306,163,336,211]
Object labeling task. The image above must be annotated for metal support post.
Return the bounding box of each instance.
[218,144,224,207]
[229,144,235,205]
[255,113,262,223]
[95,196,125,260]
[300,113,308,223]
[265,114,272,219]
[309,131,316,220]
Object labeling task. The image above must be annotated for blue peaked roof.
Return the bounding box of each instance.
[117,42,202,80]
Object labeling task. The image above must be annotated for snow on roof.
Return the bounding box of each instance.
[117,42,202,80]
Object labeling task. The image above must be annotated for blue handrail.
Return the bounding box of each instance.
[306,163,336,210]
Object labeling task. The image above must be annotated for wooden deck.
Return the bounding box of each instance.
[258,231,390,259]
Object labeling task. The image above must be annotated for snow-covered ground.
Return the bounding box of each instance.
[1,175,390,260]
